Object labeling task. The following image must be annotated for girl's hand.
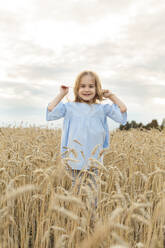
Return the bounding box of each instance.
[60,85,69,96]
[102,89,114,98]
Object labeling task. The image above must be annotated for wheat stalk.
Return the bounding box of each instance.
[51,206,79,221]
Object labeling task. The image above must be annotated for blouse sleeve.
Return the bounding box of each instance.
[103,103,127,125]
[46,102,66,121]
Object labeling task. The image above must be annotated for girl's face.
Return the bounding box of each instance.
[78,75,96,103]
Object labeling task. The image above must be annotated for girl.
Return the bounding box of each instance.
[46,70,127,208]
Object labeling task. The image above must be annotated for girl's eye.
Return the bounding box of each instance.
[80,85,95,88]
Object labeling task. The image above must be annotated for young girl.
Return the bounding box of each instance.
[46,70,127,208]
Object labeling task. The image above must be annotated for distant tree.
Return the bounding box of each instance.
[161,118,165,130]
[119,122,129,130]
[138,122,143,128]
[130,120,138,128]
[119,119,163,131]
[144,119,159,130]
[119,120,142,130]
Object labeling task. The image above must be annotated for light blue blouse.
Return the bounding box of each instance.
[46,102,127,170]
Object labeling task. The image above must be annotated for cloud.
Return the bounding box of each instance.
[0,80,50,106]
[6,40,119,81]
[0,10,22,33]
[33,0,132,24]
[1,0,165,127]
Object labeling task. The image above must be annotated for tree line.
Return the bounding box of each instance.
[119,118,165,131]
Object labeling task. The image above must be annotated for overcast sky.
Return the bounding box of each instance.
[1,0,165,130]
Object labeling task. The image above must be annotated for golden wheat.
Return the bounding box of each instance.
[0,126,165,247]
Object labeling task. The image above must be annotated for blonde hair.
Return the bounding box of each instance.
[73,70,103,104]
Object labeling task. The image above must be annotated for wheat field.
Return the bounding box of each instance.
[0,126,165,248]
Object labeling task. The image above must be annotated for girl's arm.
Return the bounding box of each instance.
[47,85,69,112]
[109,94,127,113]
[102,89,127,113]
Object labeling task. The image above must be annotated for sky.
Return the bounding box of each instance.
[1,0,165,130]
